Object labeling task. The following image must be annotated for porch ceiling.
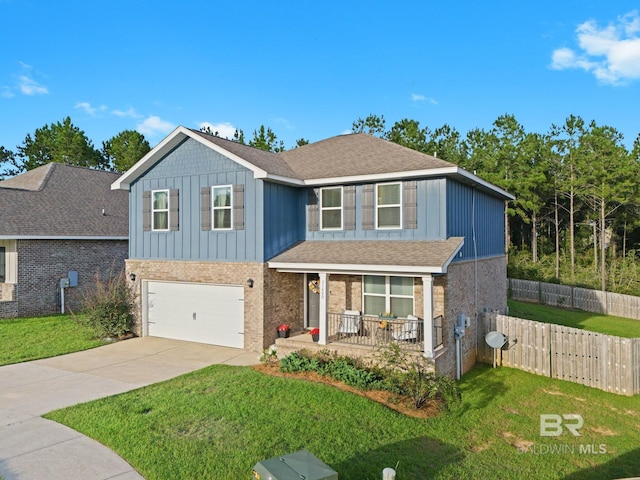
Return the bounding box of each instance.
[267,238,464,275]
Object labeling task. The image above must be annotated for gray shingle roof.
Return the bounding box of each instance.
[268,238,464,274]
[189,129,299,178]
[112,127,513,200]
[0,163,128,237]
[279,133,456,180]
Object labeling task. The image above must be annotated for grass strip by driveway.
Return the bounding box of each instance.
[0,314,106,366]
[508,299,640,338]
[46,363,640,480]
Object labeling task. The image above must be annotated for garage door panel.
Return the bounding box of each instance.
[146,281,244,348]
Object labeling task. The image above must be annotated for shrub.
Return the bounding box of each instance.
[374,343,461,410]
[75,271,135,338]
[279,351,320,373]
[259,346,278,366]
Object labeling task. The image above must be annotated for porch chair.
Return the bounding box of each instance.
[338,310,361,338]
[393,315,420,343]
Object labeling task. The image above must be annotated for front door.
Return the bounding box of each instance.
[306,273,320,328]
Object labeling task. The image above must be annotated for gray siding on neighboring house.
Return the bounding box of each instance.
[305,179,447,241]
[129,138,265,262]
[446,180,506,260]
[263,183,304,261]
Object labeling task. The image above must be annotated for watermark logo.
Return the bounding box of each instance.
[540,414,583,437]
[516,414,608,455]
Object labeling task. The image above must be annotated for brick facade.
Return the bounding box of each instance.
[125,256,507,375]
[0,239,128,318]
[126,259,303,352]
[435,255,508,377]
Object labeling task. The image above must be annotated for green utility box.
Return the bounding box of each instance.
[252,449,338,480]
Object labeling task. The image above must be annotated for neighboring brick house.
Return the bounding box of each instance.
[112,127,513,377]
[0,163,128,317]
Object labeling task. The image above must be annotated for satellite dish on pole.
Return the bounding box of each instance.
[485,331,508,349]
[485,331,509,369]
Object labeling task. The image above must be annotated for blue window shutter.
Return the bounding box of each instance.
[308,188,319,231]
[142,191,151,231]
[403,180,417,229]
[169,189,179,231]
[233,184,244,230]
[362,184,374,230]
[201,187,211,230]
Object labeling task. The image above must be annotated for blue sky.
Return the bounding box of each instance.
[2,0,640,153]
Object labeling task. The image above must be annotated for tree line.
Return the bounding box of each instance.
[3,113,640,293]
[350,113,640,294]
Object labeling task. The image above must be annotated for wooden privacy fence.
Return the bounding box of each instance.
[479,313,640,396]
[509,278,640,320]
[509,278,640,319]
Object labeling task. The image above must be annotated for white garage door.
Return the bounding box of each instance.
[146,281,244,348]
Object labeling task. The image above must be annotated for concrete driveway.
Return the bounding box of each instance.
[0,337,259,480]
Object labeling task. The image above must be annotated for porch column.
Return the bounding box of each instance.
[318,272,328,345]
[422,274,434,358]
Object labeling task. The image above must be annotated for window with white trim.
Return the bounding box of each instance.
[376,182,402,229]
[320,186,343,230]
[363,275,414,318]
[152,190,169,231]
[212,185,233,230]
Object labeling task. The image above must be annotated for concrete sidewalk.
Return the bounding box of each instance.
[0,337,259,479]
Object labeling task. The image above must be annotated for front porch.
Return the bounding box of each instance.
[274,312,444,362]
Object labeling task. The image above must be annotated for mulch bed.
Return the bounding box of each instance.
[253,363,443,419]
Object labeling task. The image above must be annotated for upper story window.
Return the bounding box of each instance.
[212,185,232,230]
[376,182,402,229]
[320,186,343,230]
[152,190,169,231]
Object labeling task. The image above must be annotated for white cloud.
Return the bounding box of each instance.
[112,107,142,118]
[198,121,238,139]
[74,102,106,116]
[18,75,48,95]
[411,93,438,105]
[551,10,640,85]
[137,115,175,137]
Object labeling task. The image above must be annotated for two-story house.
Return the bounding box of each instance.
[112,127,513,377]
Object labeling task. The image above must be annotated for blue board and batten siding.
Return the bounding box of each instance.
[304,179,447,241]
[446,181,506,260]
[128,138,507,263]
[129,138,264,261]
[263,183,304,260]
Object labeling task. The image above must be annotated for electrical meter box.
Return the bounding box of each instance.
[252,449,338,480]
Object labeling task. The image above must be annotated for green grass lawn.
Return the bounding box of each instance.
[508,299,640,338]
[0,314,106,366]
[46,363,640,480]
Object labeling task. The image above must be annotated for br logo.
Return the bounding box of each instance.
[540,414,584,436]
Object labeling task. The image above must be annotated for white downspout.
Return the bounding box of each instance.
[422,274,434,359]
[318,272,328,345]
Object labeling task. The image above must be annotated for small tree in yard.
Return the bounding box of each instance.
[76,271,135,338]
